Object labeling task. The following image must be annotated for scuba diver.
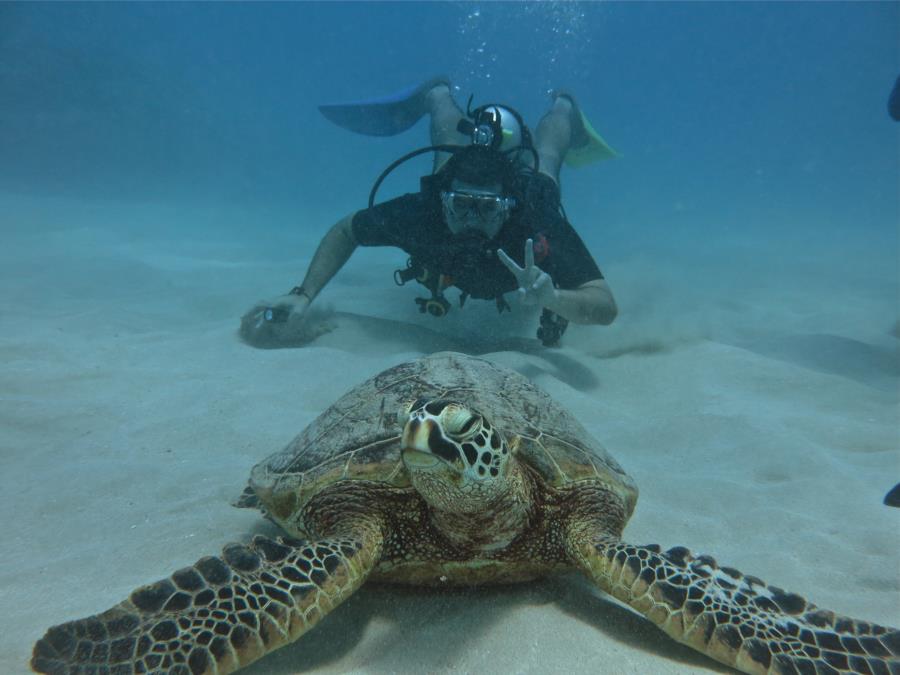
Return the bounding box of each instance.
[242,76,619,347]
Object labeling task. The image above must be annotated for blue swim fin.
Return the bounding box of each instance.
[319,75,449,137]
[884,482,900,507]
[889,74,900,122]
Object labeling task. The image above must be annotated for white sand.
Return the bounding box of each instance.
[1,193,898,674]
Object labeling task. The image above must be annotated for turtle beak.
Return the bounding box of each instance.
[401,417,441,468]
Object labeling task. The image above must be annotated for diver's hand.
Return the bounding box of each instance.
[258,293,310,326]
[239,293,311,346]
[497,239,558,308]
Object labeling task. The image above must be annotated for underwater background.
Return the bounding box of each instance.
[2,1,897,243]
[1,3,899,674]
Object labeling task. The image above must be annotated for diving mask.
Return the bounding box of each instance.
[441,189,516,237]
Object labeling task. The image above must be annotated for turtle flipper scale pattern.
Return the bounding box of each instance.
[572,539,899,674]
[32,530,383,675]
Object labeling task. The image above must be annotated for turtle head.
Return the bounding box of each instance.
[400,398,512,512]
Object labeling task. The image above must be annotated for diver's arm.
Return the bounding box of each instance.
[296,214,359,302]
[545,278,617,325]
[239,214,359,344]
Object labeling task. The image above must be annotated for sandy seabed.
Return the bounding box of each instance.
[1,194,898,674]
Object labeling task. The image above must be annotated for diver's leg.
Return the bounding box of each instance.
[535,91,618,182]
[426,84,468,172]
[533,95,577,185]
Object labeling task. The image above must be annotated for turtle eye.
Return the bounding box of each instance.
[437,402,481,437]
[446,413,481,438]
[457,415,480,436]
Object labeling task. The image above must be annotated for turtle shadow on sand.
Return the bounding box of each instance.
[549,575,732,673]
[227,524,728,674]
[241,309,601,392]
[236,556,728,674]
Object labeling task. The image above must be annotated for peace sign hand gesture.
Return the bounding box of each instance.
[497,238,558,308]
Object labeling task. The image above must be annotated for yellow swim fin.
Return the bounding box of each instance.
[565,107,619,168]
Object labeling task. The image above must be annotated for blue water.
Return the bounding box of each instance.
[2,2,897,243]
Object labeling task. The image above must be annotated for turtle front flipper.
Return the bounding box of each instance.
[32,529,384,675]
[569,538,899,674]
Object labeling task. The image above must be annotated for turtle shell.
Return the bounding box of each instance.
[247,352,637,530]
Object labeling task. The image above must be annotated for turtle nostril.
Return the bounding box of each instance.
[398,397,429,424]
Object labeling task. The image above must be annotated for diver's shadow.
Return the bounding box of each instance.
[310,311,601,392]
[240,562,728,674]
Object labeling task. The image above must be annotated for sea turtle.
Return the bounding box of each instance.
[32,352,898,674]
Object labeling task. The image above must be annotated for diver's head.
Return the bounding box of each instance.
[441,181,514,238]
[439,145,518,238]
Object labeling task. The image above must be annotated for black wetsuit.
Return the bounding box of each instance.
[351,173,603,303]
